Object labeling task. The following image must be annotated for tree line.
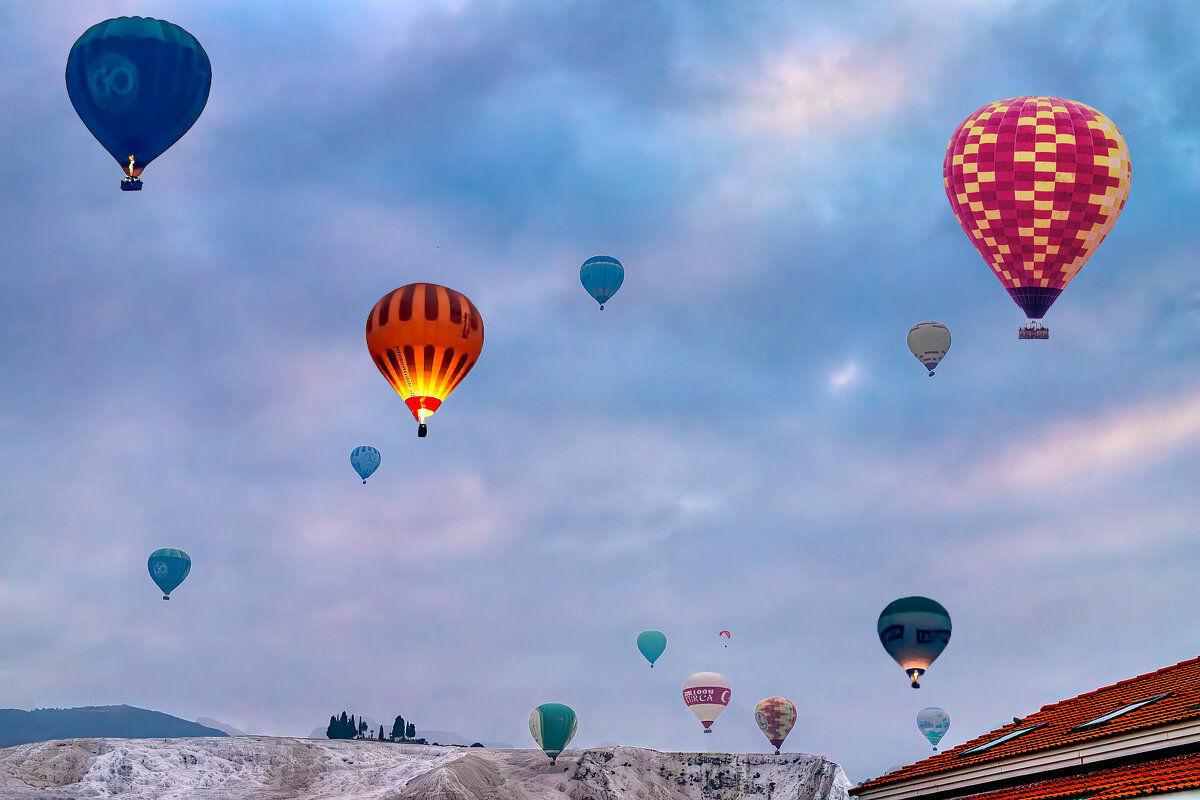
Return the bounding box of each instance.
[324,711,421,743]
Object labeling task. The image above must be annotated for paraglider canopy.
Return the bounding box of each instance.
[719,630,730,647]
[529,703,577,764]
[637,631,667,667]
[65,16,212,190]
[877,596,951,688]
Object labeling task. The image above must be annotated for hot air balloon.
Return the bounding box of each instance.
[529,703,577,764]
[944,97,1131,339]
[719,630,730,647]
[877,597,951,688]
[350,446,380,484]
[907,322,951,377]
[754,697,797,755]
[148,548,190,600]
[65,17,212,191]
[637,631,667,667]
[683,672,730,733]
[580,256,624,310]
[917,707,950,751]
[365,283,484,438]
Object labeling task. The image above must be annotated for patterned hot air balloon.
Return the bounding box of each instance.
[529,703,577,764]
[878,596,951,688]
[683,672,730,733]
[579,256,624,310]
[350,446,380,484]
[66,17,212,191]
[148,548,190,600]
[917,707,950,751]
[365,283,484,438]
[944,97,1131,339]
[637,631,667,667]
[907,322,951,377]
[754,697,797,755]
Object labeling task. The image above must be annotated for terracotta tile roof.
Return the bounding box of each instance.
[853,655,1200,794]
[956,750,1200,800]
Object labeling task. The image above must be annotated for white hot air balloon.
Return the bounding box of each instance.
[683,672,730,733]
[907,322,951,377]
[917,707,950,751]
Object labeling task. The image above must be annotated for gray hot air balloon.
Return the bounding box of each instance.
[877,596,951,688]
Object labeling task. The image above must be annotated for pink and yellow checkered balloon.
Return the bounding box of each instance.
[943,97,1131,330]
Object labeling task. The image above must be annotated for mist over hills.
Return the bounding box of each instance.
[0,705,226,748]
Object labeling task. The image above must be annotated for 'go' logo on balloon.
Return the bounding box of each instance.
[87,53,140,110]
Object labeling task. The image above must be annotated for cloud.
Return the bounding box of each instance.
[829,361,860,389]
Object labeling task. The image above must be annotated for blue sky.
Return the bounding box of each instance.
[1,0,1199,783]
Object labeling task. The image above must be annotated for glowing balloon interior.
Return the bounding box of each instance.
[529,703,578,764]
[944,96,1131,338]
[907,322,951,377]
[148,548,191,600]
[754,697,797,754]
[683,672,731,733]
[637,631,667,667]
[877,596,952,688]
[65,16,211,190]
[365,283,484,438]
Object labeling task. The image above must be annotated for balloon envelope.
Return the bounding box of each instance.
[350,446,381,483]
[65,17,211,181]
[683,672,730,732]
[365,283,484,434]
[907,322,951,376]
[637,631,667,667]
[877,596,951,688]
[148,548,190,599]
[754,697,797,753]
[580,256,624,309]
[529,703,577,762]
[944,97,1131,328]
[917,707,950,750]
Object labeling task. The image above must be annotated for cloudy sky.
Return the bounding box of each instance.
[1,0,1199,784]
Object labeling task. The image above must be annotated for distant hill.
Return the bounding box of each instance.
[0,705,227,748]
[196,717,247,737]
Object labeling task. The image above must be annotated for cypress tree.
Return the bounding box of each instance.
[406,721,416,739]
[391,716,404,741]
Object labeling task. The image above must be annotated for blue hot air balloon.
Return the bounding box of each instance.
[350,446,381,484]
[637,630,667,667]
[917,707,950,751]
[580,256,624,310]
[148,548,191,600]
[65,17,212,191]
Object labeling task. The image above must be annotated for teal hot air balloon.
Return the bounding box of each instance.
[580,256,624,310]
[529,703,577,764]
[350,446,381,484]
[637,630,667,667]
[917,707,950,751]
[148,548,191,600]
[65,17,212,191]
[877,596,952,688]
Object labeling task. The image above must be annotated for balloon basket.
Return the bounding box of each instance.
[162,596,169,600]
[418,423,428,438]
[120,177,143,192]
[1019,323,1048,340]
[703,729,712,734]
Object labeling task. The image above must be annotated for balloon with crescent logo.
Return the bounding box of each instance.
[529,703,577,764]
[944,97,1131,339]
[637,631,667,667]
[579,256,624,310]
[754,697,797,755]
[907,322,951,377]
[877,596,951,688]
[65,17,212,191]
[917,707,950,751]
[683,672,730,733]
[350,446,380,484]
[365,283,484,438]
[148,548,190,600]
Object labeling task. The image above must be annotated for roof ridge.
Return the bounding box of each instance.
[1037,656,1200,712]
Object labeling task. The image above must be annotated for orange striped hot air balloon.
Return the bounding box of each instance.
[944,97,1131,339]
[365,283,484,437]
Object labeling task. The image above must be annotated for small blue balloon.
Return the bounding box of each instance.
[637,630,667,667]
[351,446,381,483]
[580,255,624,310]
[148,548,191,600]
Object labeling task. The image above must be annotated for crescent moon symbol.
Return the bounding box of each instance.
[721,690,730,703]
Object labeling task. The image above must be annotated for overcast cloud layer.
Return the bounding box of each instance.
[2,0,1199,784]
